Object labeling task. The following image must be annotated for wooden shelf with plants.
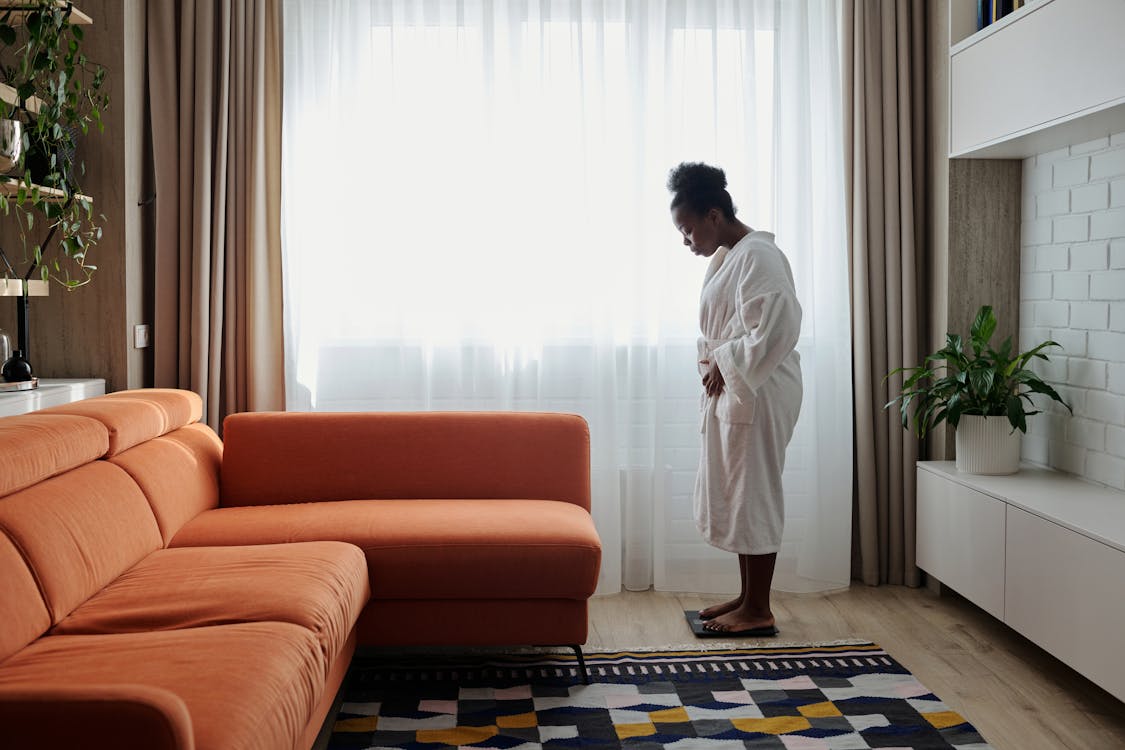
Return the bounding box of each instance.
[0,2,91,27]
[0,81,37,113]
[0,175,91,298]
[0,0,106,385]
[0,176,90,202]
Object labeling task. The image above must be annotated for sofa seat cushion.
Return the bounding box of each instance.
[51,542,369,665]
[171,499,602,600]
[0,622,327,750]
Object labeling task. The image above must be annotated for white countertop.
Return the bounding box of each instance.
[0,378,106,418]
[918,460,1125,554]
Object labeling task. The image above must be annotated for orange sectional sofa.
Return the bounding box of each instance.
[0,389,601,750]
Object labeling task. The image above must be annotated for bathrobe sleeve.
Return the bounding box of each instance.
[711,250,802,403]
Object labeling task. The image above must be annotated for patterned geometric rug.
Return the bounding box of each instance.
[329,643,992,749]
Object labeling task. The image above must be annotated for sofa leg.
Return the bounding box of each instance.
[571,644,589,685]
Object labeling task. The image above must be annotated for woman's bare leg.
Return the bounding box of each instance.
[703,553,777,633]
[699,554,748,619]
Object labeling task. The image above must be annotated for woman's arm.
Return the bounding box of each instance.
[711,254,802,402]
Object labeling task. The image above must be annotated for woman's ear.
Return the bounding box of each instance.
[707,207,723,225]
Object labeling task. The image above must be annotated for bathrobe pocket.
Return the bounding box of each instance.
[715,389,755,424]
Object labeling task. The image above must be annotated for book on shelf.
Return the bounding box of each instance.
[978,0,1024,31]
[992,0,1013,24]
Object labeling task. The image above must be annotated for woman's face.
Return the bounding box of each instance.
[671,204,721,257]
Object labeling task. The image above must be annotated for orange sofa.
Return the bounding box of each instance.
[0,389,601,750]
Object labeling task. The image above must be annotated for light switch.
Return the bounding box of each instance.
[133,324,150,349]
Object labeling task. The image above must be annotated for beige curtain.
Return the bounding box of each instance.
[844,0,928,587]
[147,0,284,429]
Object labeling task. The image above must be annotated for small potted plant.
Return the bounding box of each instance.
[885,305,1071,475]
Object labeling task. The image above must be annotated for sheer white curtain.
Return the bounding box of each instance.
[281,0,851,595]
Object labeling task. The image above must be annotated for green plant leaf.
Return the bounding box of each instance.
[995,335,1013,367]
[902,367,933,390]
[1020,377,1072,413]
[882,366,908,384]
[1012,340,1061,373]
[1006,396,1027,433]
[946,333,965,361]
[969,369,996,400]
[970,306,997,353]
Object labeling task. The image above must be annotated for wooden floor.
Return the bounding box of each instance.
[587,586,1125,750]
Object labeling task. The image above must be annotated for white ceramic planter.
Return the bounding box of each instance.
[955,414,1021,475]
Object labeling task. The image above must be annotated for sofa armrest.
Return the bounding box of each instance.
[221,411,591,510]
[0,684,194,749]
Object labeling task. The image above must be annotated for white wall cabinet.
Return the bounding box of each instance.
[949,0,1125,158]
[917,461,1125,702]
[1005,505,1125,702]
[916,468,1006,619]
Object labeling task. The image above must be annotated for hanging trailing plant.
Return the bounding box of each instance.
[0,0,108,289]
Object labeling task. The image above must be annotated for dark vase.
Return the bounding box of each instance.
[2,349,33,382]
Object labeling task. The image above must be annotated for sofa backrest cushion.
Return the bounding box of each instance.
[0,531,51,662]
[40,389,203,457]
[0,414,109,498]
[221,411,591,510]
[110,423,223,545]
[0,462,162,624]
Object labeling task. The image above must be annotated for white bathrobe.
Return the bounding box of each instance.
[694,230,803,555]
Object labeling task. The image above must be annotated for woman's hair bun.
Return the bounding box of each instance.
[666,161,736,219]
[666,162,727,196]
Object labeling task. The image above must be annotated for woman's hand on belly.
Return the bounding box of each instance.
[700,359,726,397]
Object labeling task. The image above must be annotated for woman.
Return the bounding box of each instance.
[667,162,803,636]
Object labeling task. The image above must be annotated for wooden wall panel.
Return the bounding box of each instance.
[947,159,1023,351]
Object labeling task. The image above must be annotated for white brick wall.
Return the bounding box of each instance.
[1021,131,1125,490]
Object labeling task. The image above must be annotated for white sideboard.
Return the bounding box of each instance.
[917,460,1125,703]
[949,0,1125,158]
[0,378,106,417]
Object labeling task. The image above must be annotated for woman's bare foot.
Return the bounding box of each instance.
[701,603,775,634]
[699,596,743,620]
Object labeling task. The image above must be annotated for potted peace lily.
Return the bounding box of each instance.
[885,305,1071,475]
